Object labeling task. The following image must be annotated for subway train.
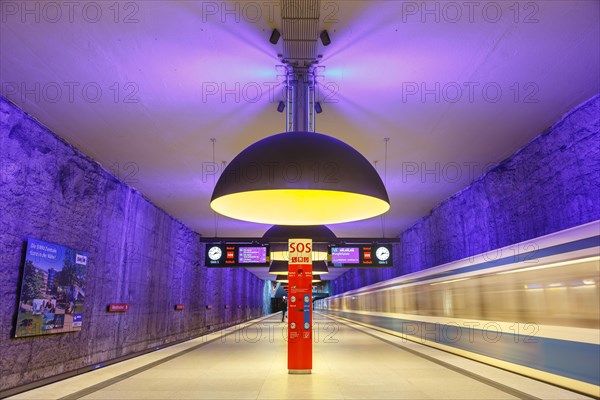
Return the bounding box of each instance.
[315,220,600,397]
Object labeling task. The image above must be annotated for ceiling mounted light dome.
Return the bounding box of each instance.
[210,132,390,225]
[269,260,288,275]
[262,225,336,241]
[276,275,321,283]
[312,261,329,275]
[264,225,335,262]
[269,260,329,275]
[270,247,328,262]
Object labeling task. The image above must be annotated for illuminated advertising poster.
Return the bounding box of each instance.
[15,238,87,338]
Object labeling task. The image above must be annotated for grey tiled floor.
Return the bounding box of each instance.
[8,314,592,400]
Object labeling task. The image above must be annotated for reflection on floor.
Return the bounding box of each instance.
[8,313,593,400]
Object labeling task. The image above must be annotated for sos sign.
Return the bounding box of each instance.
[288,239,312,265]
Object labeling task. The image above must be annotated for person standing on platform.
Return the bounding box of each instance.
[281,296,287,322]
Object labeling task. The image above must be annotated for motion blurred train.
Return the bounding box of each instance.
[315,221,600,397]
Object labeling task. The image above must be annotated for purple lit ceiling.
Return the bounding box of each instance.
[1,1,599,280]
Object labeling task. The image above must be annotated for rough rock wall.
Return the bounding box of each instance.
[0,96,265,393]
[332,94,600,295]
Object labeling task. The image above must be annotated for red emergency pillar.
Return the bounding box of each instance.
[287,238,313,374]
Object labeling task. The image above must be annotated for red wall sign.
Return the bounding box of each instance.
[287,239,313,374]
[107,303,129,312]
[174,304,185,311]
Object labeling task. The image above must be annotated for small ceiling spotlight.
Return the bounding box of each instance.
[277,101,285,113]
[320,30,331,46]
[315,102,322,114]
[269,29,281,45]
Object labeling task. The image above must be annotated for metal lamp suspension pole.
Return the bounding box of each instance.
[286,66,316,132]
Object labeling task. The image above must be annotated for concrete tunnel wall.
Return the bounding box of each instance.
[331,94,600,295]
[0,96,267,393]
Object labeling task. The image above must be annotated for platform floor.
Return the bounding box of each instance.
[7,313,593,400]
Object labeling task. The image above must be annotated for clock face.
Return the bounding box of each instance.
[208,246,222,261]
[375,246,390,261]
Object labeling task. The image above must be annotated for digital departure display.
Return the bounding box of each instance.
[205,244,269,267]
[238,246,267,264]
[329,244,392,267]
[330,247,360,264]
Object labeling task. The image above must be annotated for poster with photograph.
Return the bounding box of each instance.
[15,238,88,338]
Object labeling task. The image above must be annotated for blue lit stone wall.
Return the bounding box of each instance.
[262,280,273,315]
[0,96,265,393]
[331,94,600,295]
